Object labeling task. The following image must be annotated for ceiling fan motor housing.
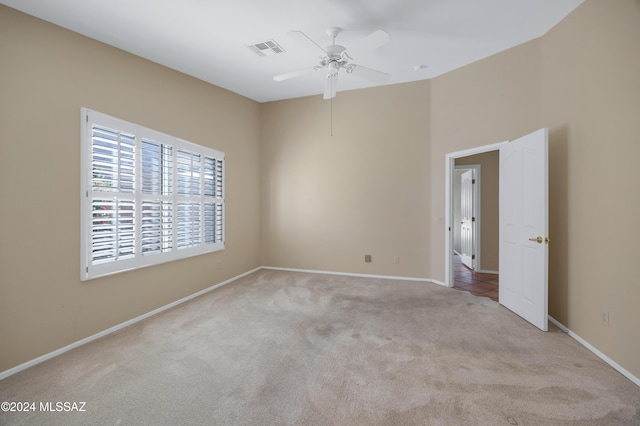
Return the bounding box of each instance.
[321,44,349,69]
[325,44,346,57]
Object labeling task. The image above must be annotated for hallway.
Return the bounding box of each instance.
[453,254,499,302]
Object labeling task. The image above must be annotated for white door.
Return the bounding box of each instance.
[460,170,474,269]
[499,128,549,331]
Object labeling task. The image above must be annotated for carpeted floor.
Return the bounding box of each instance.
[1,269,639,425]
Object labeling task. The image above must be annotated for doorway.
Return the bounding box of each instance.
[452,156,499,301]
[444,128,549,331]
[444,141,505,290]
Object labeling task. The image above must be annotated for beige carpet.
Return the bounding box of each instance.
[1,270,639,425]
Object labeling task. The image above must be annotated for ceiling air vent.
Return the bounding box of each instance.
[248,39,286,57]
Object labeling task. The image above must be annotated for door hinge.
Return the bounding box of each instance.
[472,217,476,222]
[472,179,476,184]
[472,255,476,260]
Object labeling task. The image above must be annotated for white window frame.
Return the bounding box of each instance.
[81,108,225,281]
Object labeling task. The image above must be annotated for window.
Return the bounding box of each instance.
[81,108,224,280]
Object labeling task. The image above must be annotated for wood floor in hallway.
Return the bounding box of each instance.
[453,254,499,302]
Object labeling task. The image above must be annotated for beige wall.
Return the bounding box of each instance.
[260,82,431,278]
[2,0,640,382]
[541,0,640,379]
[0,6,261,372]
[456,152,499,272]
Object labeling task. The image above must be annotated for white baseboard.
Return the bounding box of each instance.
[0,267,262,381]
[262,266,435,284]
[430,279,447,287]
[548,316,640,388]
[477,269,499,275]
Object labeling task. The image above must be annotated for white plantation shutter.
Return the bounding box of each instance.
[81,108,225,280]
[177,150,201,196]
[90,125,136,266]
[177,202,201,248]
[91,126,135,193]
[141,200,172,255]
[204,156,224,244]
[141,139,172,195]
[91,198,135,264]
[176,150,202,249]
[140,139,173,256]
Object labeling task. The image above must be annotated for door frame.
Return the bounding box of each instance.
[455,165,481,271]
[444,141,507,288]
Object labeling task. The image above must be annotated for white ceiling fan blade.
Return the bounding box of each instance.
[347,64,391,84]
[324,73,337,99]
[350,30,391,52]
[273,68,316,82]
[287,30,327,55]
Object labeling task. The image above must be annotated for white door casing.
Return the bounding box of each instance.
[499,128,549,331]
[460,169,474,270]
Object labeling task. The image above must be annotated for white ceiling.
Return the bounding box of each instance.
[3,0,583,103]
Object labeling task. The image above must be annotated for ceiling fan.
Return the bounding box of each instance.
[273,27,391,99]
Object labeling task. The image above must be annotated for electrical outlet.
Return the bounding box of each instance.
[600,311,609,327]
[216,261,221,270]
[364,254,372,263]
[394,256,400,264]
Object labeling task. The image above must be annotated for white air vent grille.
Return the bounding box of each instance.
[248,39,286,57]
